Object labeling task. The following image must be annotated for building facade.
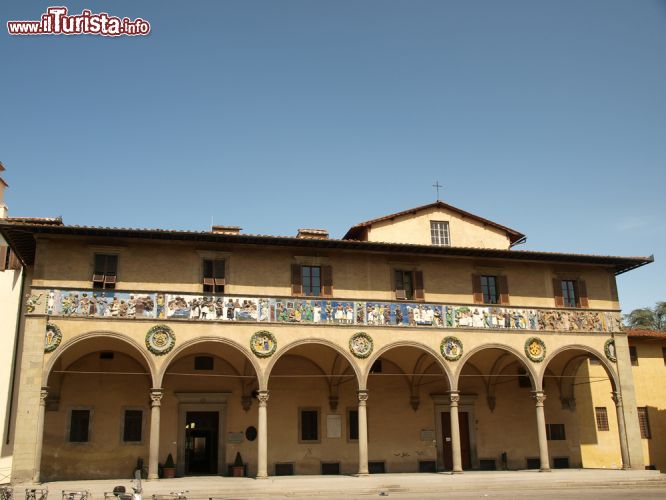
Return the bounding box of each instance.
[579,329,666,471]
[0,164,26,484]
[0,201,654,483]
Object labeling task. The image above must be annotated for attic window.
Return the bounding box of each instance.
[430,221,450,246]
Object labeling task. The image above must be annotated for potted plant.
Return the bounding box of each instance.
[163,453,176,478]
[231,452,245,477]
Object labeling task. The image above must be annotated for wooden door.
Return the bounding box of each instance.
[441,411,472,470]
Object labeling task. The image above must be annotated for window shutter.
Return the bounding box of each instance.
[577,280,589,308]
[94,254,106,274]
[553,279,564,307]
[498,275,510,305]
[106,255,118,276]
[0,246,7,271]
[291,264,302,295]
[321,265,333,297]
[414,271,425,301]
[214,260,225,278]
[472,274,483,304]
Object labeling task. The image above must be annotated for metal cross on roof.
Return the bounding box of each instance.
[432,181,442,201]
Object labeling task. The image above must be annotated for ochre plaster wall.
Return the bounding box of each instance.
[30,237,620,311]
[579,339,666,471]
[365,207,512,249]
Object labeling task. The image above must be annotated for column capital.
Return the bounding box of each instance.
[39,387,49,405]
[611,391,622,405]
[257,390,269,407]
[357,390,369,405]
[531,390,547,406]
[150,388,163,407]
[448,390,460,405]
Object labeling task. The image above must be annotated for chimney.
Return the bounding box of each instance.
[297,228,329,239]
[0,162,7,219]
[211,225,242,235]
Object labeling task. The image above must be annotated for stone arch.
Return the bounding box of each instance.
[265,337,363,390]
[362,340,453,391]
[155,335,261,388]
[540,344,619,410]
[454,343,540,391]
[42,330,158,387]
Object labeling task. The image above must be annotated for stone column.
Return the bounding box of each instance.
[532,390,551,472]
[148,388,163,480]
[449,391,463,473]
[257,390,269,479]
[357,390,369,475]
[32,387,49,482]
[611,334,644,469]
[612,391,630,469]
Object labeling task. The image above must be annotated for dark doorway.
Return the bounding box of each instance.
[441,411,472,470]
[185,411,219,475]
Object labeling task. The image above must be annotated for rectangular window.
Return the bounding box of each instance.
[194,356,214,370]
[92,254,118,289]
[637,407,651,439]
[481,275,499,304]
[395,270,414,300]
[69,409,91,442]
[348,409,359,441]
[595,407,609,431]
[430,221,450,246]
[123,410,143,442]
[561,280,577,308]
[203,259,225,293]
[299,409,319,442]
[302,266,321,297]
[546,423,566,441]
[629,346,638,366]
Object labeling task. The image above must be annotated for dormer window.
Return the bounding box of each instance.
[430,221,450,246]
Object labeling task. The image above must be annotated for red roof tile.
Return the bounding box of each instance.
[625,329,666,339]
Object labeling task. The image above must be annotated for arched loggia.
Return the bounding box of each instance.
[157,338,261,477]
[40,331,157,481]
[363,342,452,473]
[265,339,362,476]
[541,345,628,470]
[455,344,547,471]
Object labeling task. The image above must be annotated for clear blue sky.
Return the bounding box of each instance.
[1,1,665,314]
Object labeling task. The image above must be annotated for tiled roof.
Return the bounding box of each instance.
[625,329,666,339]
[4,216,63,225]
[343,201,526,244]
[0,219,654,275]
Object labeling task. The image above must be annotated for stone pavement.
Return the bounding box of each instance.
[11,470,666,499]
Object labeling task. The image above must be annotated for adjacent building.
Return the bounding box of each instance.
[0,200,655,482]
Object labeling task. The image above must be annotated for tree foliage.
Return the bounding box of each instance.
[624,302,666,330]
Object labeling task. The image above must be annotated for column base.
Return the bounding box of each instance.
[355,472,370,477]
[452,469,464,474]
[256,475,269,480]
[539,468,551,472]
[148,474,159,480]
